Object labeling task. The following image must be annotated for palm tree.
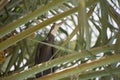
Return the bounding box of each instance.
[0,0,120,80]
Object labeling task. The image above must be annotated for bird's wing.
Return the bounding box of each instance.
[35,43,42,64]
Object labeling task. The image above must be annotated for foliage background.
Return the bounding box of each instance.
[0,0,120,80]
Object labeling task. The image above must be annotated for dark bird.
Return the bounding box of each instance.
[35,23,58,78]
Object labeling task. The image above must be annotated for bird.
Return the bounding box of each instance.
[35,23,57,78]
